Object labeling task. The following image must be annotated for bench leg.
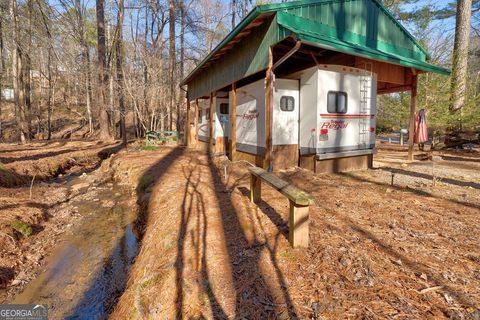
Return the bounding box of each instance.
[250,174,261,203]
[288,200,309,248]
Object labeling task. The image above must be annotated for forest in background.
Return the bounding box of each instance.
[0,0,478,143]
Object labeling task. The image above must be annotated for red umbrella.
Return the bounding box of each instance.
[414,108,428,144]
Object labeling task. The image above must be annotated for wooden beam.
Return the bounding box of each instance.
[230,83,237,161]
[195,99,199,145]
[408,75,418,161]
[186,98,191,146]
[289,201,310,248]
[264,47,274,170]
[209,92,214,153]
[377,84,412,95]
[249,174,261,203]
[273,41,301,70]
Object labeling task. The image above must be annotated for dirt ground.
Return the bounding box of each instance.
[0,140,123,300]
[109,144,479,319]
[1,140,479,319]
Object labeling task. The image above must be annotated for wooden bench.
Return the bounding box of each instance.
[248,166,315,248]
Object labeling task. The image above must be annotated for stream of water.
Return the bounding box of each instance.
[12,180,139,319]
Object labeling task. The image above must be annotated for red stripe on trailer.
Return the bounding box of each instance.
[320,114,375,118]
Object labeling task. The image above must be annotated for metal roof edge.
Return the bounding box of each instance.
[256,0,344,12]
[182,0,442,87]
[276,11,449,75]
[298,36,450,75]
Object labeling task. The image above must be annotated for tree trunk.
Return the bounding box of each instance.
[96,0,111,139]
[231,0,236,29]
[169,0,176,131]
[10,0,28,143]
[179,0,185,135]
[143,6,149,119]
[47,49,52,140]
[25,0,33,139]
[75,0,93,134]
[241,0,247,19]
[450,0,473,113]
[116,0,127,145]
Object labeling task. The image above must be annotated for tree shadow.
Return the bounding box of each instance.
[175,158,229,319]
[236,186,289,240]
[440,155,480,163]
[329,211,478,310]
[0,144,108,164]
[381,167,480,190]
[285,168,478,312]
[205,156,298,318]
[338,171,480,211]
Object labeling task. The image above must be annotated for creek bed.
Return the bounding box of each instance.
[12,179,139,319]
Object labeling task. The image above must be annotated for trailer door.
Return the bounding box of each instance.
[273,79,300,146]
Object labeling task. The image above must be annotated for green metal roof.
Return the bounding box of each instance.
[182,0,449,100]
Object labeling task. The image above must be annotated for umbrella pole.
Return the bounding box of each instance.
[408,74,418,161]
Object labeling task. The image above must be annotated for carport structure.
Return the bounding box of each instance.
[181,0,449,167]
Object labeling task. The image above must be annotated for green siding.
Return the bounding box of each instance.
[187,16,289,100]
[184,0,449,100]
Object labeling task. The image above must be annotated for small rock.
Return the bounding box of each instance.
[101,200,115,208]
[10,279,21,286]
[386,188,393,193]
[415,272,428,281]
[71,182,90,191]
[444,293,455,305]
[392,259,403,266]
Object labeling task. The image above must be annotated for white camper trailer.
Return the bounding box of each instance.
[197,95,230,153]
[203,64,377,171]
[228,78,300,167]
[197,100,210,141]
[298,65,377,160]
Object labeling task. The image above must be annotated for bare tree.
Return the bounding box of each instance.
[169,0,176,130]
[116,0,126,144]
[96,0,111,139]
[231,0,236,29]
[10,0,28,143]
[450,0,473,113]
[73,0,93,133]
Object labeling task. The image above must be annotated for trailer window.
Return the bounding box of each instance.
[220,103,229,115]
[280,96,295,112]
[327,91,348,114]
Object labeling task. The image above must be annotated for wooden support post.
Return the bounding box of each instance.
[209,93,214,153]
[408,74,418,161]
[264,47,274,170]
[194,99,199,145]
[249,174,261,203]
[288,200,309,248]
[186,98,191,146]
[231,83,237,161]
